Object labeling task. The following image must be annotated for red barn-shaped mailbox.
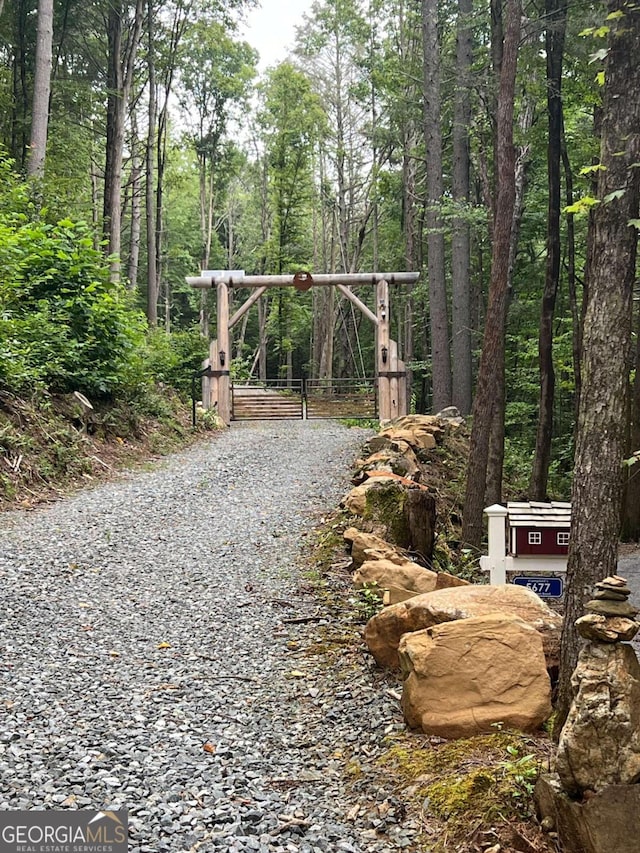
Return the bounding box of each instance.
[480,501,571,586]
[508,501,571,556]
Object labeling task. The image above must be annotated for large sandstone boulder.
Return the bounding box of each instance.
[354,558,438,596]
[343,528,409,568]
[399,614,552,738]
[555,641,640,796]
[364,583,562,670]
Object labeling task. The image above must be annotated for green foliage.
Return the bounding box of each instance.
[145,328,209,398]
[354,580,383,620]
[0,156,209,407]
[0,210,148,398]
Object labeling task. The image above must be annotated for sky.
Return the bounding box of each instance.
[241,0,316,71]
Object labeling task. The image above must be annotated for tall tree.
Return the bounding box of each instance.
[461,0,521,548]
[27,0,54,181]
[103,0,145,274]
[555,0,640,731]
[422,0,451,411]
[451,0,473,415]
[530,0,568,499]
[179,21,256,268]
[258,63,325,377]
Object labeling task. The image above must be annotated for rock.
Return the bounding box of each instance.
[384,414,442,431]
[378,428,437,452]
[399,614,552,738]
[363,583,562,670]
[555,641,640,796]
[585,599,639,618]
[596,574,629,589]
[365,435,413,455]
[340,478,392,515]
[357,448,420,480]
[382,587,421,606]
[343,528,409,568]
[593,589,629,601]
[535,774,640,853]
[344,481,436,560]
[353,559,438,596]
[435,406,460,419]
[434,572,471,590]
[575,613,640,643]
[342,484,370,516]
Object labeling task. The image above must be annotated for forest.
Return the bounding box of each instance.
[0,0,638,538]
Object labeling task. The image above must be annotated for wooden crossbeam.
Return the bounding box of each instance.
[187,272,419,289]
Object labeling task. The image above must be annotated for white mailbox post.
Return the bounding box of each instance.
[479,504,509,584]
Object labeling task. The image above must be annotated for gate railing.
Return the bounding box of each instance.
[231,379,304,420]
[304,377,377,420]
[230,376,378,421]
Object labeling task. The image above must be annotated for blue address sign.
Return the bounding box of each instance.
[513,576,564,598]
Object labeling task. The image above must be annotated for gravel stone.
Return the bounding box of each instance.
[0,421,416,851]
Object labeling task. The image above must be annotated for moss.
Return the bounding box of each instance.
[362,482,410,545]
[427,768,496,818]
[377,731,550,850]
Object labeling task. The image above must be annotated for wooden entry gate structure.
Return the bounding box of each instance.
[186,271,419,425]
[230,377,378,421]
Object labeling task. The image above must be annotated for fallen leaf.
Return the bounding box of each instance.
[157,641,172,650]
[289,670,306,678]
[203,742,216,754]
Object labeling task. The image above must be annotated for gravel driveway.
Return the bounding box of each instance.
[0,422,412,853]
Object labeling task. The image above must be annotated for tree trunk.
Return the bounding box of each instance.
[127,112,141,290]
[451,0,473,416]
[530,0,568,500]
[11,0,29,167]
[402,128,420,404]
[422,0,451,412]
[104,0,144,279]
[623,303,640,540]
[404,489,436,565]
[104,0,124,263]
[27,0,54,181]
[258,296,268,382]
[146,0,158,325]
[312,286,335,380]
[461,0,521,549]
[562,129,581,423]
[555,0,640,734]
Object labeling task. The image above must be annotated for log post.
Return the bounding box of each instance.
[217,283,231,425]
[377,279,391,421]
[389,339,400,421]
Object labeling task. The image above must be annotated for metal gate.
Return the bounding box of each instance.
[231,377,377,421]
[232,380,304,420]
[304,378,376,420]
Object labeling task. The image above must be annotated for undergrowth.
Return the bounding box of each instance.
[0,389,220,510]
[378,730,555,852]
